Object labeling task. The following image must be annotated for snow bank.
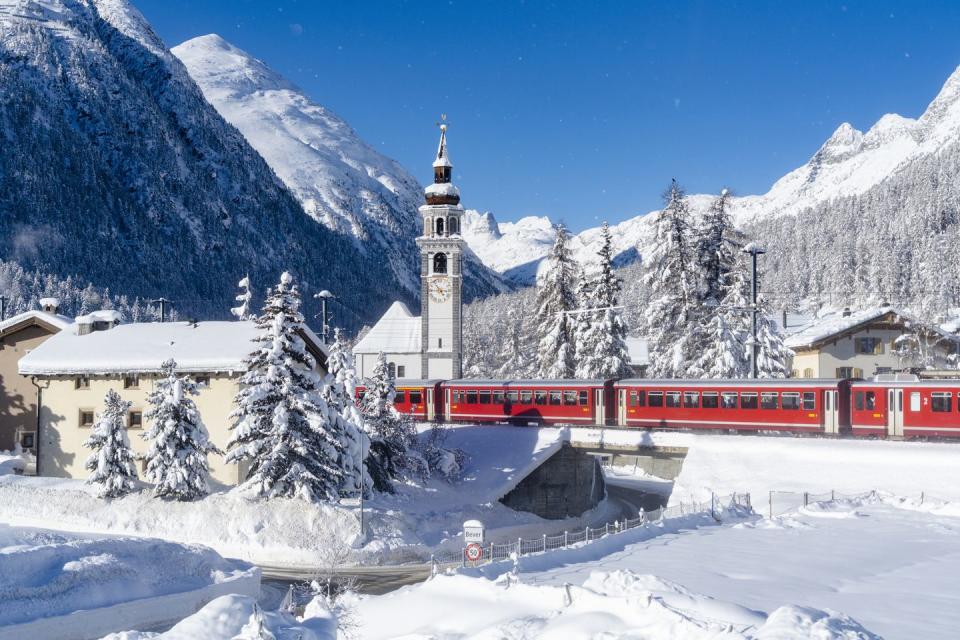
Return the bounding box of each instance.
[0,525,258,640]
[354,571,878,639]
[0,450,27,475]
[103,594,336,640]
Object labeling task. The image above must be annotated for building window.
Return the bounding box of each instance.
[79,409,95,428]
[448,217,459,235]
[855,337,884,355]
[19,431,36,450]
[396,366,406,378]
[438,338,443,349]
[424,217,432,235]
[433,252,447,274]
[128,411,143,429]
[835,367,863,379]
[435,217,445,236]
[123,374,139,390]
[194,375,211,388]
[388,363,396,378]
[931,392,952,413]
[803,368,814,378]
[75,376,90,390]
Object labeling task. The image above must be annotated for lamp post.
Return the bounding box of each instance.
[313,290,335,344]
[742,244,766,379]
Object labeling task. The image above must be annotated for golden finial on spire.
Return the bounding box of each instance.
[437,113,448,132]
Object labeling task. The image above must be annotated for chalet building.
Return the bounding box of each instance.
[785,306,960,379]
[355,122,465,380]
[0,298,72,455]
[18,315,327,485]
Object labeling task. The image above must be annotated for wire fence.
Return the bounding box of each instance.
[428,492,753,571]
[765,488,952,518]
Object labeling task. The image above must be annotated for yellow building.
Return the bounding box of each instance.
[18,313,327,486]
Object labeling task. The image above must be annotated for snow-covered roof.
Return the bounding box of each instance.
[75,309,123,324]
[425,182,460,198]
[19,321,264,375]
[785,306,960,350]
[433,126,452,168]
[625,336,649,367]
[0,310,73,335]
[353,302,422,354]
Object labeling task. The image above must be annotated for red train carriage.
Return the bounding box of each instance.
[613,379,852,435]
[442,379,615,425]
[850,378,960,438]
[356,379,445,421]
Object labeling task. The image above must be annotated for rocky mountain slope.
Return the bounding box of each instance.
[0,0,411,327]
[173,34,507,300]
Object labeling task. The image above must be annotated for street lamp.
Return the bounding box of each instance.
[313,290,335,344]
[742,244,767,379]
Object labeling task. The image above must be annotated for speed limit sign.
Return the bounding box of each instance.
[465,543,483,562]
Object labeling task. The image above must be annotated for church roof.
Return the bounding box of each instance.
[433,125,452,168]
[354,301,422,354]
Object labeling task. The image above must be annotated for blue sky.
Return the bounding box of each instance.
[137,0,960,231]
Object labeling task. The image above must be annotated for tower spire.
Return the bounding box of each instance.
[425,115,460,205]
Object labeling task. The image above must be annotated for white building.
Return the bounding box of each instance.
[355,122,465,380]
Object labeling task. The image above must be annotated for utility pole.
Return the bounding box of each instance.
[151,297,173,322]
[313,290,335,344]
[0,295,7,321]
[742,245,766,379]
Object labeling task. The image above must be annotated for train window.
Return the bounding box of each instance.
[761,392,778,410]
[466,390,478,404]
[683,392,699,408]
[636,390,645,407]
[802,392,815,410]
[932,392,952,413]
[409,390,423,404]
[702,392,719,408]
[648,391,664,407]
[520,391,532,404]
[535,391,548,405]
[666,392,681,408]
[478,391,491,404]
[910,392,920,412]
[854,391,865,411]
[550,391,562,405]
[628,390,638,407]
[741,393,758,409]
[782,392,801,410]
[494,391,505,404]
[506,391,519,403]
[721,392,737,409]
[394,391,406,404]
[865,391,876,410]
[578,390,589,405]
[564,391,578,405]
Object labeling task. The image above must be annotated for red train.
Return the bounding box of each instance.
[360,376,960,439]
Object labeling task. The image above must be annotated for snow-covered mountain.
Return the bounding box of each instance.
[173,34,507,299]
[0,0,410,326]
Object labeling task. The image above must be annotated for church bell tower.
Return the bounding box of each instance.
[416,118,464,379]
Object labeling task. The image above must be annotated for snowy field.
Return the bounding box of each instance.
[0,524,258,640]
[355,494,959,638]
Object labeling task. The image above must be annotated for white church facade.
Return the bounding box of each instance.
[354,123,464,380]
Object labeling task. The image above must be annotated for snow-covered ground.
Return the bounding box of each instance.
[0,449,28,476]
[0,524,258,640]
[355,494,959,638]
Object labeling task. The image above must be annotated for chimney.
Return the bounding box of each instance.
[75,309,122,335]
[39,297,60,314]
[842,307,852,317]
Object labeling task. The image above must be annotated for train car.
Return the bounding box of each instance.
[850,377,960,438]
[357,379,445,421]
[442,379,615,426]
[613,378,852,435]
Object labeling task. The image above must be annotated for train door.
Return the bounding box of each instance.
[594,388,606,426]
[886,388,905,437]
[823,389,839,434]
[617,389,627,426]
[444,387,452,422]
[426,387,435,422]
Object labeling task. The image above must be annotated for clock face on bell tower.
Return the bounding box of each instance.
[429,276,451,303]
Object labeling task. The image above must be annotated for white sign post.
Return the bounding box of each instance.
[463,520,485,564]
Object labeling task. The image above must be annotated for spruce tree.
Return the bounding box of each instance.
[755,296,793,378]
[641,180,700,378]
[231,275,253,320]
[225,272,346,502]
[574,222,632,379]
[142,359,222,500]
[321,329,370,498]
[360,353,416,493]
[534,224,579,378]
[83,389,138,498]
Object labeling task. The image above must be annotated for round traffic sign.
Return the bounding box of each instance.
[465,543,483,562]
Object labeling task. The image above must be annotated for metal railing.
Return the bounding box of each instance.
[765,488,949,518]
[428,492,752,570]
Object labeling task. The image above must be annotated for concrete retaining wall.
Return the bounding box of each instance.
[500,443,605,519]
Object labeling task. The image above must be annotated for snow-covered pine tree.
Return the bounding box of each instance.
[692,190,752,378]
[496,305,538,379]
[231,275,253,320]
[83,389,138,498]
[225,272,346,502]
[755,296,793,378]
[321,329,371,498]
[359,353,417,493]
[534,224,579,378]
[574,222,632,379]
[641,180,701,378]
[142,359,222,500]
